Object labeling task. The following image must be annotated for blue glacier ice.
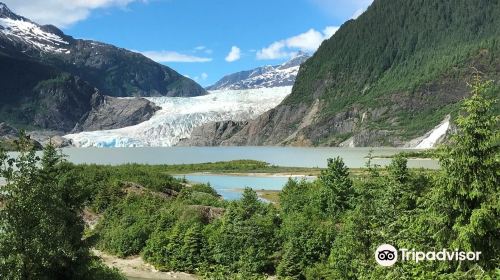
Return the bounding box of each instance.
[64,86,292,147]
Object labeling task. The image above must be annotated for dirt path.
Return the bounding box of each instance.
[94,250,197,280]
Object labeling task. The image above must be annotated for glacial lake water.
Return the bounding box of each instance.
[58,146,439,169]
[175,174,315,200]
[6,147,438,198]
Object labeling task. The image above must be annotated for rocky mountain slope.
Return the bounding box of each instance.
[177,120,248,146]
[0,2,205,133]
[74,95,160,132]
[207,52,309,90]
[191,0,500,147]
[0,52,159,132]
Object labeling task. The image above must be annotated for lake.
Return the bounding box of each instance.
[47,146,438,200]
[57,146,439,169]
[175,174,315,200]
[4,147,438,198]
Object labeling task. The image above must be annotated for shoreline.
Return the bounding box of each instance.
[175,172,319,178]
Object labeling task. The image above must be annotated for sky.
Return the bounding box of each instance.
[3,0,373,87]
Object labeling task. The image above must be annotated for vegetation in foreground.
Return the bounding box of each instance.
[0,79,498,279]
[0,133,125,280]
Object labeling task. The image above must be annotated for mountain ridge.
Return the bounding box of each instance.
[207,52,310,90]
[0,3,206,97]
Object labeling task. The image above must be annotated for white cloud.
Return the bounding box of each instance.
[351,8,366,19]
[256,41,288,60]
[310,0,373,20]
[2,0,146,27]
[194,46,213,54]
[323,26,340,38]
[139,50,212,63]
[256,26,338,60]
[225,46,241,62]
[192,72,209,83]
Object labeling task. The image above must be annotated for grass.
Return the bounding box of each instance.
[152,160,323,175]
[0,140,17,151]
[369,150,436,159]
[256,190,281,205]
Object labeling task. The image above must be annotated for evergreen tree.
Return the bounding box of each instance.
[428,78,499,272]
[181,223,205,272]
[0,133,123,279]
[319,157,354,218]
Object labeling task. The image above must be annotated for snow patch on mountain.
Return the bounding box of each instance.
[64,87,292,147]
[0,9,68,53]
[207,53,310,90]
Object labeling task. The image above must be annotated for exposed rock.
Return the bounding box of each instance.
[29,76,97,131]
[74,94,160,132]
[189,205,225,223]
[218,104,313,146]
[338,129,397,147]
[0,122,43,150]
[280,99,320,146]
[22,130,73,148]
[47,135,73,148]
[121,181,178,199]
[0,122,18,140]
[177,120,248,146]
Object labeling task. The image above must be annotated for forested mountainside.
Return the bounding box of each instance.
[0,3,204,132]
[200,0,500,147]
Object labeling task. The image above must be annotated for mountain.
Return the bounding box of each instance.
[0,3,205,97]
[191,0,500,147]
[0,2,205,133]
[207,52,310,90]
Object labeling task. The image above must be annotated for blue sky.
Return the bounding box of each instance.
[4,0,372,86]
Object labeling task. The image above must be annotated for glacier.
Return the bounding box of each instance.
[64,86,292,147]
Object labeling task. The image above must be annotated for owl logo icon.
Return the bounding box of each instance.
[375,244,398,266]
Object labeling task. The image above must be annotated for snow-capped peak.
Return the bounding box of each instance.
[0,2,69,53]
[0,2,9,12]
[207,53,310,90]
[278,51,310,69]
[0,2,25,21]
